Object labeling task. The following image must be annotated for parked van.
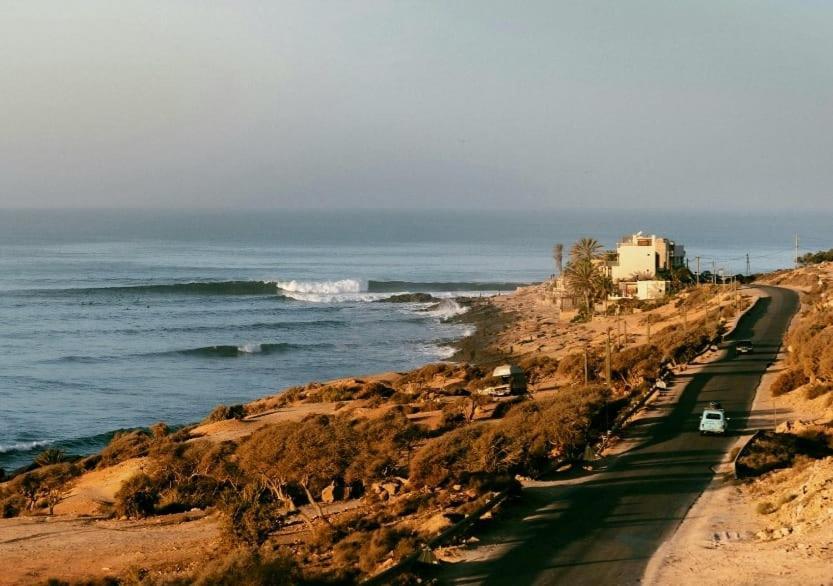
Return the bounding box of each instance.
[477,364,527,397]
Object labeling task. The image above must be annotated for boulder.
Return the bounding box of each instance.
[321,482,343,504]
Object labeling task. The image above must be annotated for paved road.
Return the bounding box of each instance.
[431,285,798,586]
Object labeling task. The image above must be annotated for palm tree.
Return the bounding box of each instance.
[565,259,603,317]
[570,238,604,264]
[553,243,564,276]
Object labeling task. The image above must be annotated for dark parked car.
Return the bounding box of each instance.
[736,340,753,354]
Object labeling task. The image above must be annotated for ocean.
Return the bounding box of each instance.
[1,208,830,471]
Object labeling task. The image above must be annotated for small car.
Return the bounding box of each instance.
[699,408,728,435]
[736,340,753,354]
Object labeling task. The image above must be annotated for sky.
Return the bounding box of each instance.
[1,1,832,211]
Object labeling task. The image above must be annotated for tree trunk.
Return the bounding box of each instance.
[263,476,317,530]
[301,482,331,527]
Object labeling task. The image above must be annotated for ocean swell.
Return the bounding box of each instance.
[176,342,329,358]
[22,281,285,297]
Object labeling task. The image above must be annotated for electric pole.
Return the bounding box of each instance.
[583,345,589,386]
[746,253,750,276]
[605,328,612,387]
[795,234,800,268]
[695,256,700,285]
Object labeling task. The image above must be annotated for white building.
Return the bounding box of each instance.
[607,232,685,283]
[606,232,685,300]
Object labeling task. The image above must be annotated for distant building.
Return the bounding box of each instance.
[607,232,685,283]
[605,232,685,300]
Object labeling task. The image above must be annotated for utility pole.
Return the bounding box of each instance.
[746,253,750,277]
[695,256,701,285]
[583,345,589,386]
[605,328,612,387]
[795,234,800,268]
[605,328,612,429]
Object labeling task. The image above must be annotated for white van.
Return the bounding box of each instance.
[699,408,727,435]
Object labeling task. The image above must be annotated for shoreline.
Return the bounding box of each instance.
[1,293,511,475]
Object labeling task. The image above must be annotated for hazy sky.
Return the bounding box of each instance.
[2,1,832,210]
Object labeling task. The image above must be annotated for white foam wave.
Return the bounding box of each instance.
[237,343,263,353]
[425,299,468,320]
[273,279,384,303]
[0,440,51,454]
[434,345,458,360]
[275,279,363,295]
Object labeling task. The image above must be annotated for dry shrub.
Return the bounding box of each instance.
[219,485,285,546]
[204,404,246,424]
[355,381,395,400]
[756,501,777,515]
[0,463,80,516]
[410,385,611,486]
[520,355,560,386]
[186,547,299,586]
[333,527,417,575]
[805,383,833,400]
[98,430,151,468]
[611,345,661,385]
[736,431,833,477]
[771,368,809,396]
[557,351,601,383]
[394,363,483,393]
[1,494,26,518]
[114,473,159,518]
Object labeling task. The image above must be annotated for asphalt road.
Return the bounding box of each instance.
[431,285,799,586]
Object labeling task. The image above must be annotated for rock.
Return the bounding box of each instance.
[452,484,462,492]
[381,482,401,497]
[378,293,438,303]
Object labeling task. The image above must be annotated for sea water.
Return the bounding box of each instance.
[0,208,829,470]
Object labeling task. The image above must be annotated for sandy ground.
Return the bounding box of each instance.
[643,283,833,586]
[53,457,148,517]
[0,512,220,586]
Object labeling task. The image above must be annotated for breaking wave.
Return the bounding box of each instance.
[18,279,526,301]
[0,440,51,455]
[177,342,328,358]
[423,298,468,320]
[273,279,526,303]
[275,279,382,303]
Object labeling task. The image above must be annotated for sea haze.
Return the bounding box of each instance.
[1,208,830,470]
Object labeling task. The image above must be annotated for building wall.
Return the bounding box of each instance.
[611,244,657,282]
[609,233,685,282]
[637,280,667,300]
